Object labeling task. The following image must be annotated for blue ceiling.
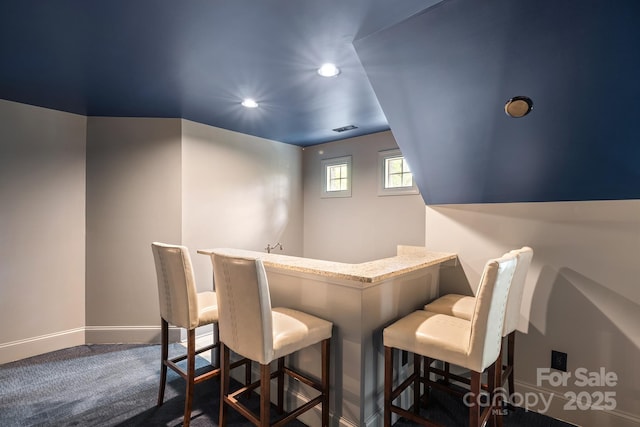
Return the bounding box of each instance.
[0,0,441,146]
[3,0,640,204]
[356,0,640,204]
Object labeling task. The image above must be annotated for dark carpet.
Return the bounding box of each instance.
[0,344,304,427]
[0,344,574,426]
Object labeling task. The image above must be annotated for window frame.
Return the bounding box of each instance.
[377,149,419,196]
[321,155,352,198]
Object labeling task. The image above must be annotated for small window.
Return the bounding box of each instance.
[321,156,352,198]
[378,149,419,196]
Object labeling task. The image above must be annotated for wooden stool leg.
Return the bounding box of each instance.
[183,329,196,427]
[260,363,271,427]
[213,323,221,368]
[245,355,252,387]
[443,361,451,385]
[487,353,502,427]
[277,357,285,414]
[413,353,421,415]
[219,344,230,427]
[422,357,433,407]
[384,346,393,427]
[495,351,504,427]
[470,370,481,427]
[322,338,330,427]
[508,332,515,395]
[158,318,168,406]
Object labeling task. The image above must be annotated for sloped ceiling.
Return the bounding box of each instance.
[355,0,640,204]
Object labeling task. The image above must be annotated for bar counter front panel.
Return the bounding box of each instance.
[198,246,457,427]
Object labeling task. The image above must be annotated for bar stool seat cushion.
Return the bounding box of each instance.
[423,294,474,320]
[384,311,470,364]
[196,291,219,327]
[272,307,333,361]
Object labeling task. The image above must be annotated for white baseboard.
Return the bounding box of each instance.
[84,325,180,344]
[0,327,85,364]
[0,325,184,364]
[515,380,640,427]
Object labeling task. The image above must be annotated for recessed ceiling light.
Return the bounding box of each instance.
[241,98,259,108]
[317,63,340,78]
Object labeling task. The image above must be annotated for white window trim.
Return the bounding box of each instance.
[321,155,352,198]
[377,149,419,196]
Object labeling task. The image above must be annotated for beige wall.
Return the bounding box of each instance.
[85,117,183,342]
[1,105,304,353]
[425,201,640,426]
[302,131,425,263]
[84,117,304,342]
[181,120,304,293]
[0,100,86,363]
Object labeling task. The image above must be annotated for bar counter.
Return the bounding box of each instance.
[198,246,457,427]
[198,245,456,285]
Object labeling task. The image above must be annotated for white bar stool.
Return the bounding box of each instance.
[151,242,222,427]
[383,253,518,427]
[210,252,333,427]
[424,247,533,395]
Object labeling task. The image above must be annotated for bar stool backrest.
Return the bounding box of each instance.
[503,246,534,335]
[152,242,200,330]
[212,253,275,364]
[468,253,518,372]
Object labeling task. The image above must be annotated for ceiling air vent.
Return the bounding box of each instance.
[332,125,358,132]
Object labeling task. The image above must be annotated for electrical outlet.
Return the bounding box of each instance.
[551,350,567,372]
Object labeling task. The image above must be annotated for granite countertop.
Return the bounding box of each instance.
[197,246,456,284]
